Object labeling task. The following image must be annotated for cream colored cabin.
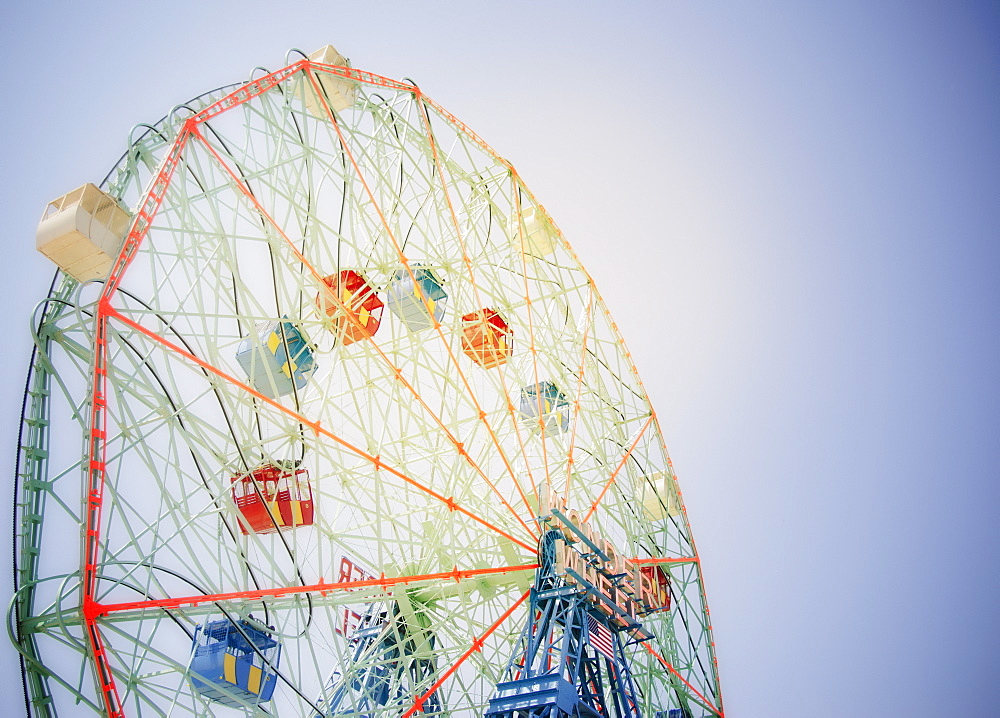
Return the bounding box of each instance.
[639,471,682,521]
[519,206,557,257]
[304,44,357,115]
[36,184,131,283]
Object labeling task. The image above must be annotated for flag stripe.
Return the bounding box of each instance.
[588,614,616,662]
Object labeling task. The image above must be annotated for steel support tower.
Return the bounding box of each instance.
[315,601,441,717]
[484,530,644,718]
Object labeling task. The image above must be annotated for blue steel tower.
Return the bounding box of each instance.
[315,601,441,717]
[484,529,647,718]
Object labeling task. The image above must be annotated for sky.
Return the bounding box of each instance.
[1,1,998,716]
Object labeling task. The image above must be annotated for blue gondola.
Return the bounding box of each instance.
[235,318,316,399]
[385,264,448,332]
[189,618,281,707]
[519,381,569,434]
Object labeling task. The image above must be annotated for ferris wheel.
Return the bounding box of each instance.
[12,45,723,718]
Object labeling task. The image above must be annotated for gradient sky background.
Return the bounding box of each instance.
[1,2,997,716]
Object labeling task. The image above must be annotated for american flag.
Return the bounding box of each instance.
[587,614,616,662]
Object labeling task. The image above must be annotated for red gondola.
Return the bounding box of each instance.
[316,269,383,345]
[639,564,671,612]
[231,464,314,534]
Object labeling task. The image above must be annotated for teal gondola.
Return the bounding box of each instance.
[385,264,447,332]
[235,318,316,399]
[519,381,569,434]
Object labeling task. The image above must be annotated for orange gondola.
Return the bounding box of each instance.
[460,308,512,368]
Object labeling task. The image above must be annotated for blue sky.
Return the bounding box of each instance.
[1,2,997,715]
